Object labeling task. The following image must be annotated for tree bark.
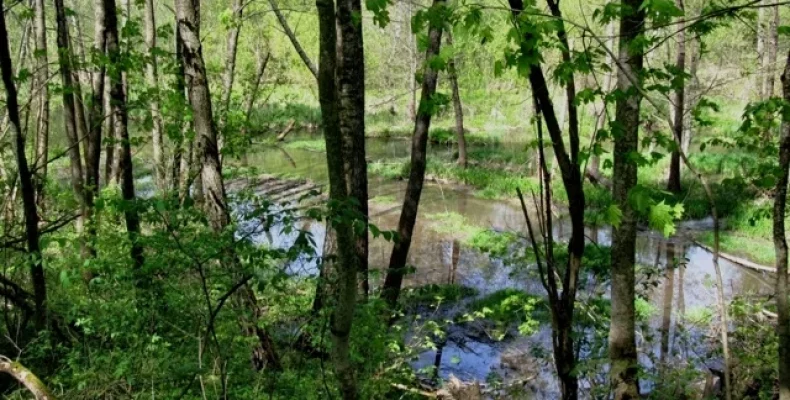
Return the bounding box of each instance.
[381,0,445,309]
[609,1,645,398]
[445,32,466,168]
[144,0,166,192]
[0,2,46,330]
[774,48,790,400]
[315,0,360,393]
[32,0,49,208]
[667,0,685,194]
[104,0,144,271]
[337,0,369,300]
[269,0,318,80]
[53,0,88,256]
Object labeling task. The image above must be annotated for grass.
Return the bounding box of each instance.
[697,231,776,266]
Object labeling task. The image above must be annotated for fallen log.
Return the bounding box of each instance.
[0,356,55,399]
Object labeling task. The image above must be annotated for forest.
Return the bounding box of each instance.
[0,0,788,398]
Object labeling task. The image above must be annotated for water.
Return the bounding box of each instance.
[232,136,774,397]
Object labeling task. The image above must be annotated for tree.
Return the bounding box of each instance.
[336,0,369,299]
[218,0,243,156]
[667,0,686,194]
[32,0,49,207]
[53,0,88,256]
[85,0,107,213]
[144,0,166,192]
[0,0,46,330]
[764,3,779,98]
[446,31,467,168]
[381,0,446,309]
[176,0,280,371]
[270,0,318,79]
[609,0,646,397]
[774,48,790,400]
[104,0,144,271]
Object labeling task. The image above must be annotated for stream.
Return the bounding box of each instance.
[234,135,774,398]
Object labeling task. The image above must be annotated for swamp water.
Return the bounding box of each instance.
[232,136,773,398]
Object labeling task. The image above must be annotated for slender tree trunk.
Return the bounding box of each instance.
[337,0,369,300]
[85,0,106,212]
[104,0,144,271]
[667,0,685,194]
[219,0,243,132]
[143,0,165,192]
[68,0,92,89]
[588,22,615,180]
[609,1,645,398]
[316,0,360,394]
[32,0,49,208]
[241,49,270,135]
[176,0,279,370]
[53,0,88,255]
[381,0,445,308]
[682,36,700,155]
[774,49,790,400]
[103,75,115,184]
[269,0,318,79]
[765,4,779,98]
[0,2,46,330]
[445,32,466,168]
[757,0,766,99]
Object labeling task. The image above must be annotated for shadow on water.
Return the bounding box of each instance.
[230,136,772,398]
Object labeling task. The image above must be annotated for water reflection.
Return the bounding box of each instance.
[234,138,775,397]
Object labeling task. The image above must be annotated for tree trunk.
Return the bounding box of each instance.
[104,0,144,271]
[103,75,115,185]
[241,49,270,136]
[609,0,645,398]
[85,0,106,210]
[682,36,700,155]
[764,4,779,98]
[33,0,49,208]
[53,0,88,256]
[176,0,279,370]
[219,0,243,128]
[144,0,166,192]
[381,0,445,309]
[757,0,766,99]
[217,0,243,158]
[0,3,46,330]
[506,1,586,398]
[445,32,466,168]
[269,0,318,79]
[667,0,685,194]
[337,0,369,301]
[68,0,91,89]
[774,49,790,400]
